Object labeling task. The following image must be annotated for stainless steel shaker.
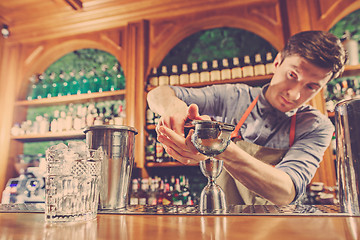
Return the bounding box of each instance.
[335,98,360,215]
[84,125,138,209]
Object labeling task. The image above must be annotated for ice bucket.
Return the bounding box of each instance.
[335,98,360,215]
[84,125,138,210]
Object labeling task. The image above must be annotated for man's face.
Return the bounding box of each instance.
[265,54,332,113]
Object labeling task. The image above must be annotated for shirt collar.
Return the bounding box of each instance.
[257,84,297,118]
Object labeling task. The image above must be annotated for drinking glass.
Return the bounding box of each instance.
[45,143,103,223]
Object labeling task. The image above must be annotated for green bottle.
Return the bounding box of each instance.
[79,70,91,94]
[27,74,38,100]
[101,64,115,91]
[112,63,125,90]
[90,69,102,93]
[69,70,80,95]
[49,72,60,98]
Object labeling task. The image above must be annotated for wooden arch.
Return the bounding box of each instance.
[148,3,285,74]
[18,30,124,100]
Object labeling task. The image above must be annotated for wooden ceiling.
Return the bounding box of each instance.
[0,0,270,43]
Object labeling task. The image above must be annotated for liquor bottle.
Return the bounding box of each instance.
[39,114,50,134]
[169,65,180,85]
[253,53,266,76]
[242,55,254,78]
[220,58,231,80]
[189,63,200,84]
[89,69,102,93]
[179,64,190,85]
[69,70,80,95]
[145,134,156,163]
[35,74,44,99]
[73,105,83,131]
[170,175,176,189]
[47,72,58,98]
[138,178,149,205]
[50,110,59,132]
[155,140,164,163]
[265,52,274,75]
[200,61,210,83]
[65,110,73,131]
[156,180,165,205]
[146,109,155,125]
[59,71,71,96]
[210,60,221,82]
[40,73,51,99]
[58,111,67,132]
[112,63,125,90]
[79,70,91,94]
[180,175,190,204]
[86,103,96,127]
[148,67,159,87]
[148,178,158,205]
[26,74,38,101]
[101,64,113,92]
[172,178,183,205]
[162,183,172,205]
[158,66,170,86]
[231,57,242,79]
[129,179,139,205]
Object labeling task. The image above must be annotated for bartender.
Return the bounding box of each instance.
[147,31,347,205]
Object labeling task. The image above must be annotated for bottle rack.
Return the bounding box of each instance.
[146,74,272,92]
[12,89,126,141]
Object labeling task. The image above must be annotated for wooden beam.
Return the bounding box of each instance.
[64,0,83,10]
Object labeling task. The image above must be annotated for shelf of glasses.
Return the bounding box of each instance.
[15,89,126,107]
[11,130,85,142]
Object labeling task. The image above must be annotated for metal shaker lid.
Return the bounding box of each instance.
[83,125,138,135]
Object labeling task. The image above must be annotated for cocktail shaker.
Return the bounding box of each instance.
[84,125,138,210]
[335,98,360,215]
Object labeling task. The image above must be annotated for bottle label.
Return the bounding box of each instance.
[162,198,171,205]
[200,72,210,82]
[242,66,254,77]
[231,67,242,79]
[130,197,139,205]
[169,75,180,85]
[179,74,189,85]
[221,69,231,80]
[158,76,169,86]
[139,197,147,205]
[254,65,266,76]
[149,77,159,86]
[189,73,200,84]
[265,63,274,75]
[210,70,221,81]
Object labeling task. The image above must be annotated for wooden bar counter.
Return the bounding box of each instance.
[1,205,360,239]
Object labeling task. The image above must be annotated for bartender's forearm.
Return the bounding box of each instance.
[147,85,188,116]
[218,142,296,205]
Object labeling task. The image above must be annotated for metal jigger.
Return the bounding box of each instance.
[191,120,235,213]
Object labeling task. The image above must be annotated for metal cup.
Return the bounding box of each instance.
[84,125,138,210]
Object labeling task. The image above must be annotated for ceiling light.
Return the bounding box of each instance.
[1,24,10,38]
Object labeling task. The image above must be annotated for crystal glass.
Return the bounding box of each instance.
[191,120,234,213]
[45,143,103,223]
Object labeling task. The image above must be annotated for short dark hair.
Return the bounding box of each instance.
[280,31,347,80]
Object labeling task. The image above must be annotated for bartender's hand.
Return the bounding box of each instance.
[156,104,208,137]
[157,104,210,165]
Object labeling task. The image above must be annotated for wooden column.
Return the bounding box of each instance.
[0,42,23,197]
[125,20,149,170]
